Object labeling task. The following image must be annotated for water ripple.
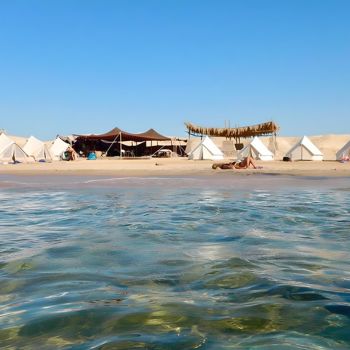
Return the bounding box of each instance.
[0,176,350,349]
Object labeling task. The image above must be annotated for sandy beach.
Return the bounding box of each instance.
[0,157,349,177]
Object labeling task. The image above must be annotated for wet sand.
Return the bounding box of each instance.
[0,158,349,178]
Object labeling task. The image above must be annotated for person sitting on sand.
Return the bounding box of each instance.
[340,154,350,162]
[65,147,77,161]
[212,156,258,170]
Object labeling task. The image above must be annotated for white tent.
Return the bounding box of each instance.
[238,136,274,161]
[23,136,52,162]
[286,136,323,161]
[0,133,32,163]
[188,136,224,160]
[49,137,70,161]
[336,140,350,161]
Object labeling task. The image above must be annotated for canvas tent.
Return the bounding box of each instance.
[238,136,274,161]
[0,133,32,163]
[336,140,350,161]
[188,136,224,160]
[50,137,70,160]
[286,136,323,161]
[74,127,173,157]
[23,136,52,162]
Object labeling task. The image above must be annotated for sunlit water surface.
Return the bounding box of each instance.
[0,175,350,349]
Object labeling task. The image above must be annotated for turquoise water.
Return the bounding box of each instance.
[1,175,350,349]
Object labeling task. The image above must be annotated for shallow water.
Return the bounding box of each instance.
[0,175,350,349]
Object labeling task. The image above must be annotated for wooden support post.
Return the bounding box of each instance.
[120,132,122,158]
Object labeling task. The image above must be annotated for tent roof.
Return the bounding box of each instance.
[23,136,52,160]
[0,133,15,151]
[287,136,323,156]
[336,140,350,160]
[188,136,224,160]
[300,136,323,156]
[0,133,32,162]
[189,136,224,156]
[238,136,274,160]
[50,137,70,157]
[75,127,170,142]
[250,136,274,156]
[137,128,171,140]
[7,135,27,147]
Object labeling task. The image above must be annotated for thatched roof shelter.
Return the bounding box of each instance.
[185,121,279,140]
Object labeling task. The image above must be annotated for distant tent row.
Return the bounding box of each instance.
[0,133,70,163]
[2,131,350,163]
[187,135,329,161]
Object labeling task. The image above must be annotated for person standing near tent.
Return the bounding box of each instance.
[340,154,349,162]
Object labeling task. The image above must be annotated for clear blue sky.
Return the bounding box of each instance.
[0,0,349,140]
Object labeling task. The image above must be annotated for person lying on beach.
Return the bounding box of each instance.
[212,156,258,170]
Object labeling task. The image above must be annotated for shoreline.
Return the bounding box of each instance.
[0,158,349,178]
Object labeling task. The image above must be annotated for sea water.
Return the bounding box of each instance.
[0,175,350,350]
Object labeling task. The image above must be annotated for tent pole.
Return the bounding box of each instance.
[120,132,122,158]
[301,144,303,160]
[150,144,168,158]
[106,133,119,157]
[228,120,230,140]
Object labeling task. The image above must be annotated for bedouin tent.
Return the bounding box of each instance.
[238,136,274,161]
[23,136,52,162]
[50,137,70,161]
[0,133,32,163]
[74,127,172,157]
[286,136,323,161]
[336,140,350,161]
[188,136,224,160]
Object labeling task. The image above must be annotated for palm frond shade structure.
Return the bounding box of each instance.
[185,121,279,141]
